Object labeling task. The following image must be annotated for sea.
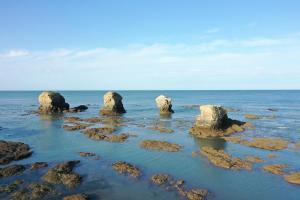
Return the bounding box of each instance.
[0,90,300,200]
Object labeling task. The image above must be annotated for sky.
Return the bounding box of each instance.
[0,0,300,90]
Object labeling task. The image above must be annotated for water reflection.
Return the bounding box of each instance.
[193,136,227,150]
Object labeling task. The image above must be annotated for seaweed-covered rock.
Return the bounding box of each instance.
[83,127,129,142]
[200,147,252,170]
[62,123,90,131]
[63,193,89,200]
[42,160,81,187]
[69,105,88,113]
[0,140,32,165]
[190,105,254,138]
[12,183,57,200]
[186,188,208,200]
[140,140,182,152]
[263,164,288,175]
[0,165,26,177]
[112,161,141,178]
[100,92,126,115]
[155,95,174,115]
[0,179,23,193]
[38,91,69,113]
[151,174,170,185]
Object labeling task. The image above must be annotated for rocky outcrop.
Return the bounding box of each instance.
[83,127,129,143]
[0,140,32,165]
[63,193,89,200]
[140,140,182,152]
[42,160,81,188]
[38,91,69,113]
[284,172,300,185]
[189,105,254,138]
[29,162,48,170]
[155,95,174,115]
[263,164,288,175]
[112,161,141,178]
[0,165,26,177]
[99,92,126,115]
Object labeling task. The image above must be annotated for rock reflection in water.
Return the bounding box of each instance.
[193,137,227,150]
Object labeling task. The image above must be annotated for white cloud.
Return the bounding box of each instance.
[0,50,29,58]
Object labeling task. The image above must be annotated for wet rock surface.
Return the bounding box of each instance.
[223,137,289,151]
[155,95,174,115]
[69,105,88,113]
[0,165,26,177]
[29,162,48,170]
[263,164,288,175]
[63,193,89,200]
[83,127,129,142]
[150,173,208,200]
[140,140,182,152]
[190,105,254,138]
[100,91,126,115]
[0,140,32,165]
[200,147,252,170]
[147,125,174,133]
[244,114,261,119]
[12,183,58,200]
[79,152,96,157]
[284,172,300,185]
[62,123,90,131]
[38,91,69,113]
[42,160,81,187]
[0,179,23,193]
[245,156,264,163]
[112,161,141,178]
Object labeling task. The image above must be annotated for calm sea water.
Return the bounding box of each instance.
[0,90,300,200]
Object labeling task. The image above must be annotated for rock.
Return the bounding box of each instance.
[200,147,252,170]
[38,91,69,113]
[190,105,253,138]
[147,125,174,133]
[64,117,82,123]
[62,123,90,131]
[245,156,264,163]
[100,92,126,115]
[69,105,88,113]
[284,172,300,185]
[0,165,26,177]
[224,107,240,112]
[155,95,174,114]
[267,154,277,159]
[112,161,141,178]
[244,114,260,119]
[267,108,278,112]
[63,193,89,200]
[223,137,288,151]
[263,164,288,175]
[29,162,48,170]
[42,160,81,188]
[0,179,23,193]
[79,152,96,157]
[140,140,182,152]
[186,188,208,200]
[0,140,32,165]
[294,141,300,149]
[151,174,170,185]
[12,183,57,200]
[83,127,129,142]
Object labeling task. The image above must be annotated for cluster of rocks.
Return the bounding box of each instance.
[140,140,182,152]
[150,174,208,200]
[189,105,254,138]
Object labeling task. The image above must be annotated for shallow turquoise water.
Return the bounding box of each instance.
[0,90,300,199]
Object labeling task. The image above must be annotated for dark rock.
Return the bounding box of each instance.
[0,179,23,193]
[69,105,88,113]
[63,193,89,200]
[140,140,182,152]
[12,183,57,200]
[0,140,32,165]
[29,162,48,170]
[0,165,26,177]
[100,92,126,115]
[38,91,69,114]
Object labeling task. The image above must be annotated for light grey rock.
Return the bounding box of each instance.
[38,91,69,113]
[155,95,174,114]
[100,91,126,115]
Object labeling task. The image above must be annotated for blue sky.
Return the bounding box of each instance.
[0,0,300,90]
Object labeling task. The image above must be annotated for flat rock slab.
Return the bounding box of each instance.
[0,140,32,165]
[284,172,300,185]
[263,164,288,175]
[140,140,182,152]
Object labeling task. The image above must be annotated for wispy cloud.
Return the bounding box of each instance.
[205,28,221,34]
[0,50,29,58]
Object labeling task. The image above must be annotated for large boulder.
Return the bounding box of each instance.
[155,95,174,115]
[38,91,69,114]
[0,140,32,165]
[190,105,254,138]
[99,92,126,115]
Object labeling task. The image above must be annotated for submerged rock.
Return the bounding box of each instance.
[245,156,264,163]
[112,161,141,178]
[150,173,208,200]
[284,172,300,185]
[200,147,252,170]
[0,165,26,178]
[147,125,174,133]
[263,164,288,175]
[38,91,69,113]
[190,105,253,138]
[244,114,261,119]
[79,152,96,157]
[62,123,90,131]
[0,140,32,165]
[29,162,48,170]
[63,193,89,200]
[69,105,88,113]
[100,92,126,115]
[0,179,23,193]
[155,95,174,115]
[42,160,81,188]
[12,183,58,200]
[140,140,182,152]
[83,127,129,142]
